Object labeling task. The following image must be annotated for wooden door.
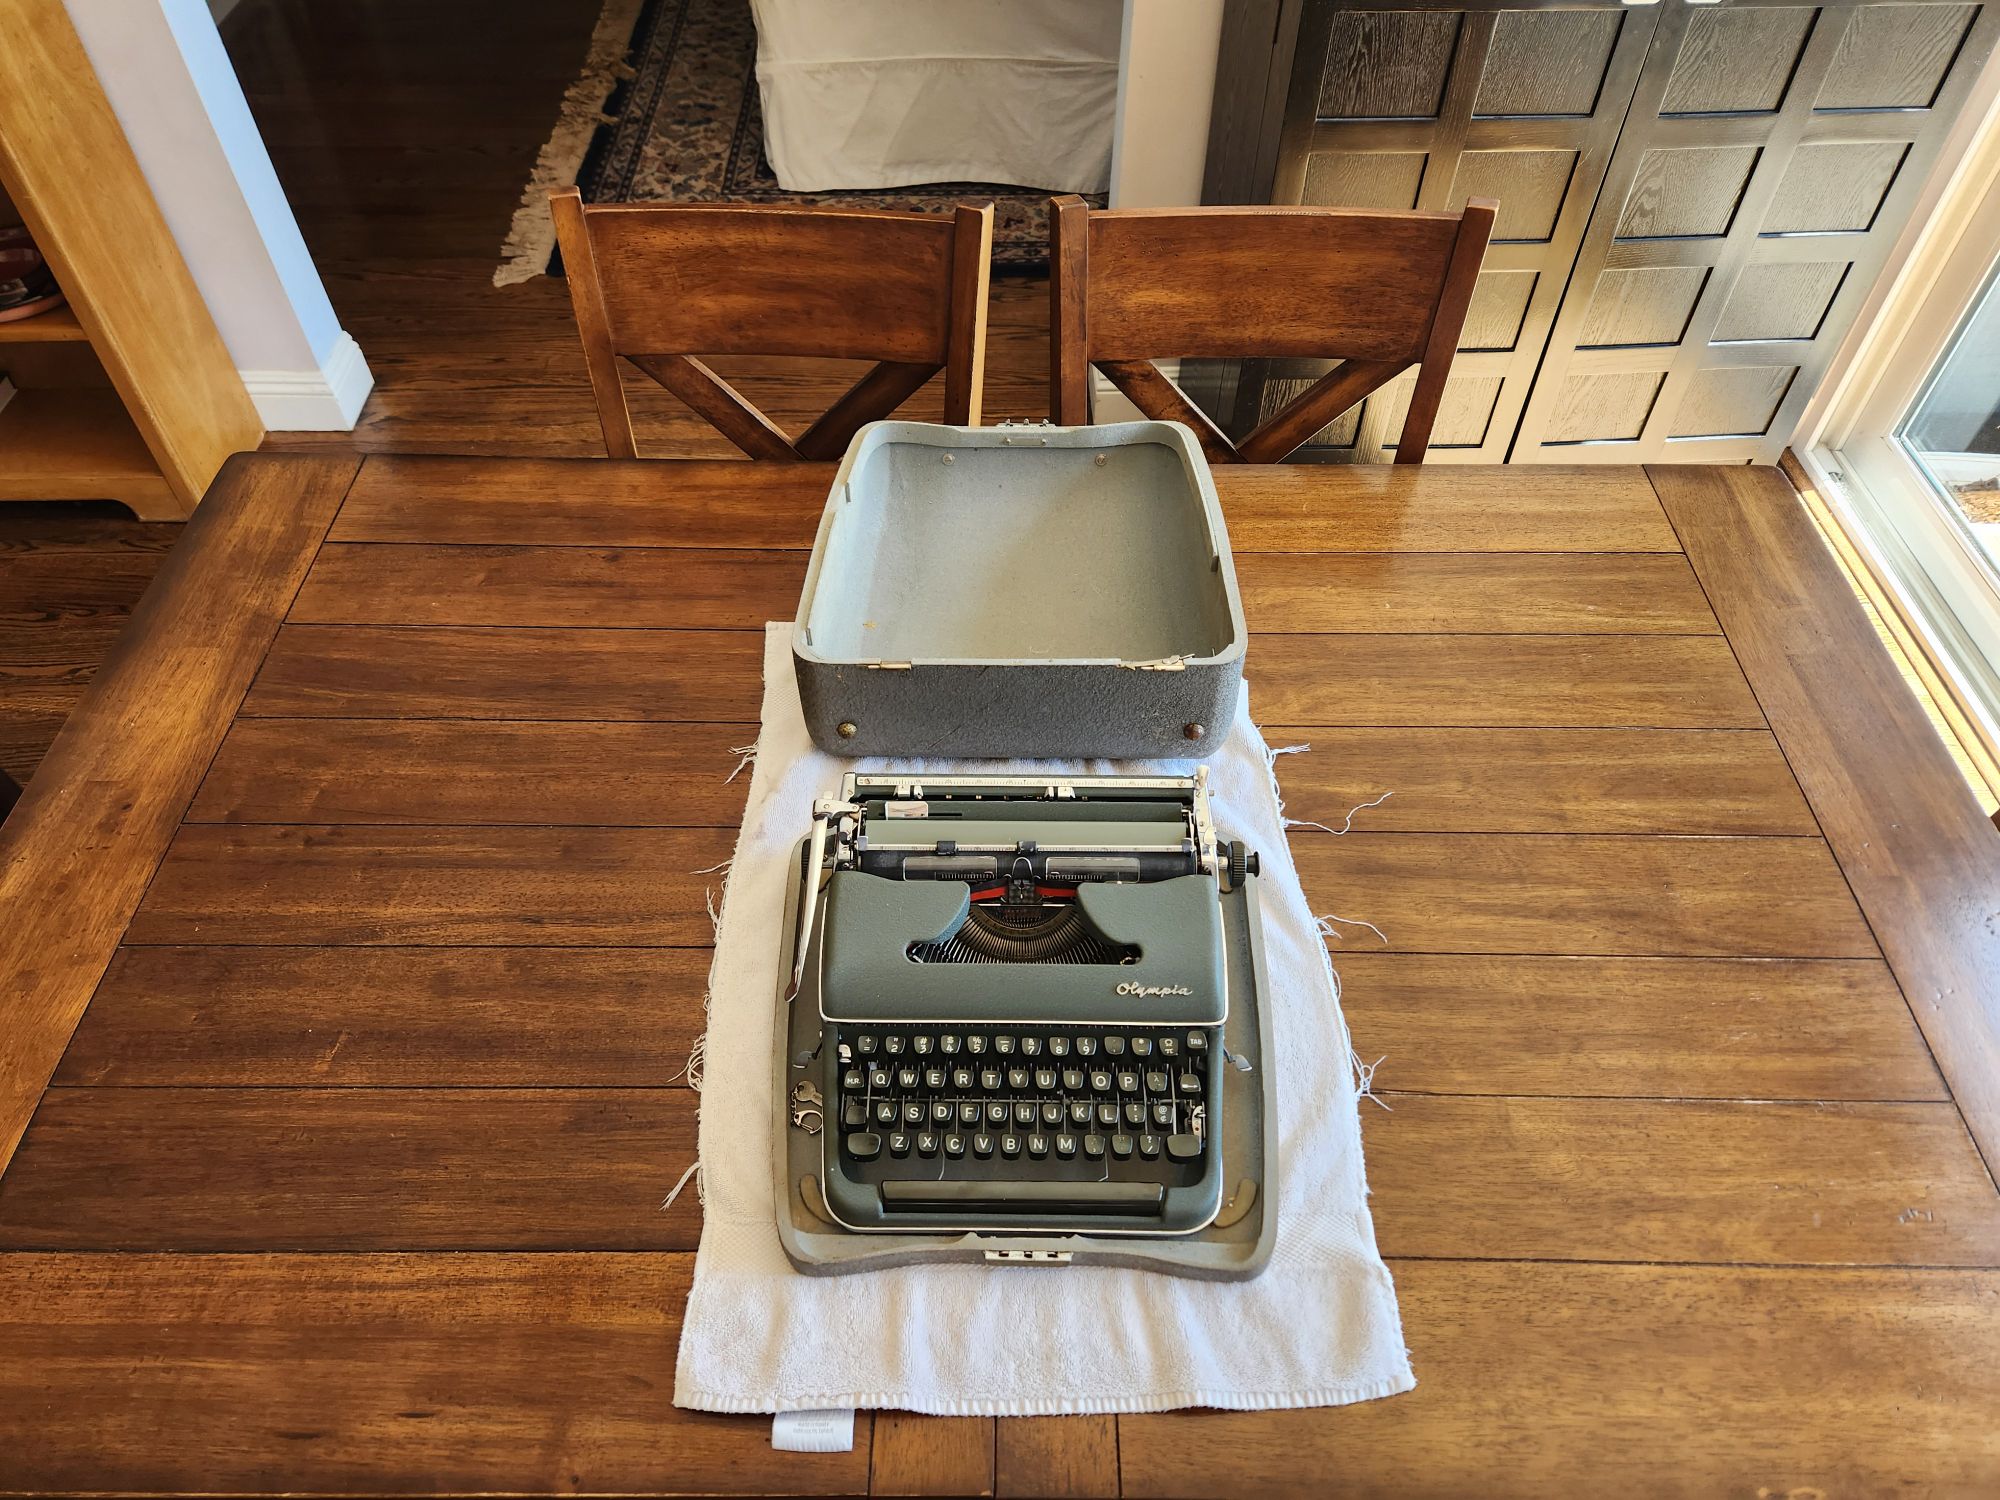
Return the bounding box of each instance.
[1250,0,1658,461]
[1513,0,2000,462]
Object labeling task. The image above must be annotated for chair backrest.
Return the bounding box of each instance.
[1049,197,1495,464]
[550,188,994,459]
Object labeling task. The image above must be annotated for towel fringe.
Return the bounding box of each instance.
[668,1031,707,1092]
[661,1159,703,1211]
[1315,911,1389,946]
[1262,742,1311,826]
[725,742,758,784]
[1265,739,1396,1116]
[1285,789,1395,838]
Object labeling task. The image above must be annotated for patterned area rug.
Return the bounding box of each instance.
[570,0,1096,272]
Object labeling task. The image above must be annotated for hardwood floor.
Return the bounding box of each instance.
[0,503,178,783]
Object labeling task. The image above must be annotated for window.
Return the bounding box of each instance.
[1898,261,2000,581]
[1798,77,2000,784]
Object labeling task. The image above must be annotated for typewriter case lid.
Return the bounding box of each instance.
[791,420,1248,759]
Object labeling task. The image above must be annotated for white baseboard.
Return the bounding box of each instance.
[241,330,374,431]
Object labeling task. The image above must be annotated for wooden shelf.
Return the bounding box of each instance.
[0,303,86,343]
[0,5,263,516]
[0,387,175,511]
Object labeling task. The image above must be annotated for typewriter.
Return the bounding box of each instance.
[774,771,1275,1270]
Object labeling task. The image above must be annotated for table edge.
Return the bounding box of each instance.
[0,450,360,1174]
[1649,462,2000,1176]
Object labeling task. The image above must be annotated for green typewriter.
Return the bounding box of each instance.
[773,771,1276,1278]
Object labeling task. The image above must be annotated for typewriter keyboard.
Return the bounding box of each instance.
[832,1024,1218,1184]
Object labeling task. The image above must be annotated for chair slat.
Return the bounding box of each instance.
[793,361,941,462]
[582,205,955,363]
[548,187,639,459]
[1050,195,1091,426]
[1049,197,1496,465]
[626,355,798,461]
[1237,358,1407,465]
[551,188,992,459]
[1392,199,1499,466]
[1096,360,1239,463]
[1086,206,1463,363]
[942,202,993,426]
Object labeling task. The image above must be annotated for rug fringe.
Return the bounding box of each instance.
[493,0,647,287]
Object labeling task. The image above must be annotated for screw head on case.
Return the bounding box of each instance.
[1183,722,1205,741]
[837,721,858,739]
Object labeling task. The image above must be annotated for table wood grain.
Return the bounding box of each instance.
[0,455,1994,1497]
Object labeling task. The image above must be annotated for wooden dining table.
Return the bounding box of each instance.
[0,453,1996,1497]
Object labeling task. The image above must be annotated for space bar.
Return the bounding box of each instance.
[880,1180,1165,1215]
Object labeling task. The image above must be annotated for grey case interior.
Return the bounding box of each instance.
[772,837,1278,1280]
[792,421,1248,759]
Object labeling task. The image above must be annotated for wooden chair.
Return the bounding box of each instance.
[550,188,993,459]
[1049,196,1496,464]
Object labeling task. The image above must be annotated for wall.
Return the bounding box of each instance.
[63,0,371,429]
[1094,0,1225,419]
[1109,0,1225,208]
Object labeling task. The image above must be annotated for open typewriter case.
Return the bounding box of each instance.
[772,772,1277,1279]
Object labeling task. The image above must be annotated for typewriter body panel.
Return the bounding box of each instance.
[775,772,1276,1278]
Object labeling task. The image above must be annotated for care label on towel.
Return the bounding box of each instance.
[771,1408,855,1452]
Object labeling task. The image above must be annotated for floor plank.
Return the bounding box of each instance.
[1294,832,1877,957]
[0,1251,870,1495]
[64,949,1927,1104]
[995,1417,1120,1499]
[55,946,708,1086]
[289,546,1718,636]
[1238,552,1718,634]
[1335,954,1943,1100]
[243,624,767,720]
[1214,466,1682,553]
[189,718,758,825]
[1118,1261,2000,1499]
[329,456,832,547]
[240,627,1764,729]
[1253,634,1763,727]
[0,1088,701,1250]
[126,825,731,946]
[872,1414,996,1498]
[0,680,82,781]
[1364,1095,2000,1266]
[0,551,164,662]
[293,543,808,629]
[1262,726,1815,834]
[0,500,180,554]
[1653,464,2000,1173]
[187,722,1817,834]
[0,456,359,1176]
[11,1087,1986,1266]
[325,458,1680,554]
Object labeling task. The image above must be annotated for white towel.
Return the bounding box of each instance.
[672,625,1413,1415]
